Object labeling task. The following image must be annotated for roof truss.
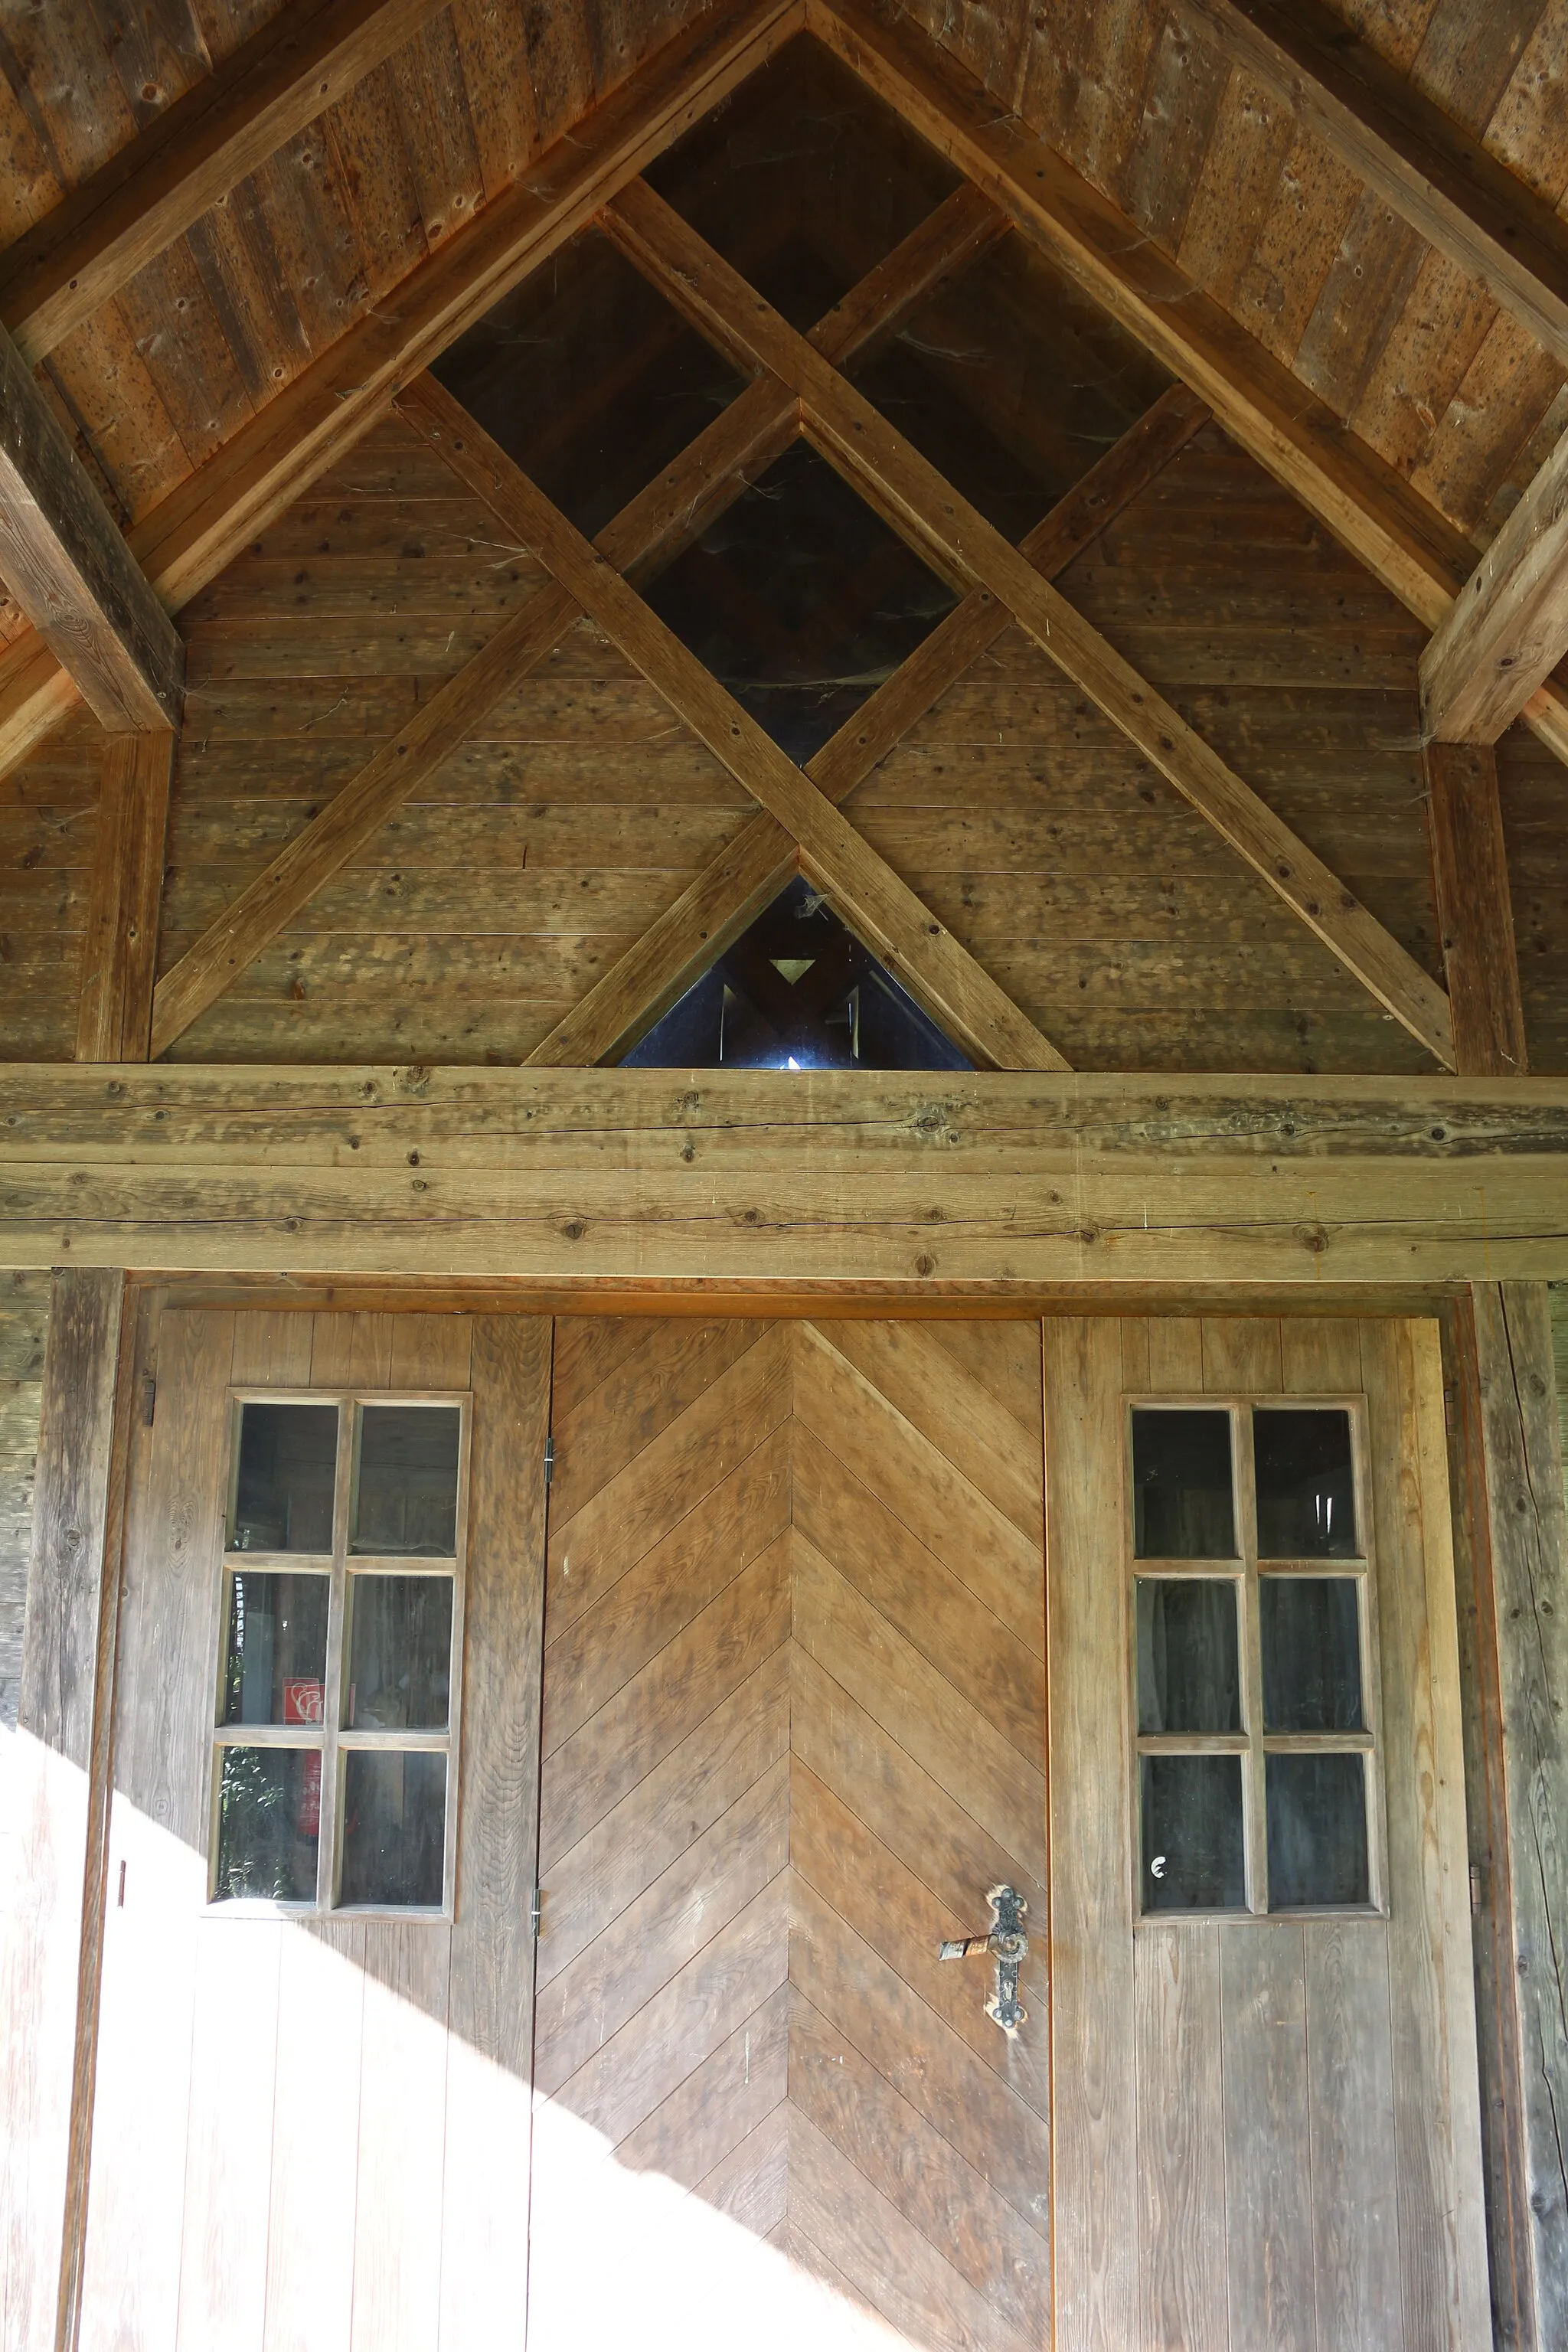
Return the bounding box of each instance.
[24,0,1568,1073]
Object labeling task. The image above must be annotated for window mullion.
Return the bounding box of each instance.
[317,1397,354,1912]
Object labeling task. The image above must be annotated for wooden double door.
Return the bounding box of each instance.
[79,1305,1488,2351]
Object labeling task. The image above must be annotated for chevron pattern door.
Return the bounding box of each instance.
[528,1315,1050,2352]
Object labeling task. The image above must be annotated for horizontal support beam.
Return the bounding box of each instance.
[0,1067,1564,1285]
[0,0,452,366]
[0,322,183,732]
[1177,0,1568,374]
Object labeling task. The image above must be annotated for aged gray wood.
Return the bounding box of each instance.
[0,1266,126,2352]
[1472,1280,1568,2347]
[440,1315,552,2341]
[0,323,182,733]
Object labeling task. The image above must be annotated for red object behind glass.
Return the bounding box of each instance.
[285,1677,323,1834]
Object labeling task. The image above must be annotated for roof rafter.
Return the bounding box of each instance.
[145,181,1011,1060]
[606,175,1456,1070]
[0,0,805,780]
[0,322,183,733]
[529,382,1212,1068]
[0,0,452,367]
[805,0,1568,775]
[403,374,1067,1073]
[1176,0,1568,375]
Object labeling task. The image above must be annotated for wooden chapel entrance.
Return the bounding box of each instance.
[529,1314,1050,2352]
[74,1299,1488,2352]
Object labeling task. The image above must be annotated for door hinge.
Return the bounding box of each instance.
[139,1373,156,1426]
[544,1432,554,1488]
[530,1886,543,1939]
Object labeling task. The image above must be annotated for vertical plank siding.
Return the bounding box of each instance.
[0,1267,126,2352]
[0,1269,49,1729]
[1470,1279,1568,2346]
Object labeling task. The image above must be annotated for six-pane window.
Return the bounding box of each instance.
[1131,1399,1378,1918]
[211,1392,468,1913]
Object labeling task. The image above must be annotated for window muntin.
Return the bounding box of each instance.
[1129,1397,1380,1920]
[211,1392,469,1914]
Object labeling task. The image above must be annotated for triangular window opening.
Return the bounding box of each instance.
[623,877,970,1071]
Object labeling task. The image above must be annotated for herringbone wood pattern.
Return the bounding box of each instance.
[528,1319,1049,2352]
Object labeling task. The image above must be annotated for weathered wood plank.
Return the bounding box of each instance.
[0,0,454,367]
[1422,423,1568,746]
[0,322,182,735]
[1426,740,1529,1079]
[76,731,175,1064]
[0,1067,1565,1283]
[1469,1282,1568,2345]
[0,1268,126,2352]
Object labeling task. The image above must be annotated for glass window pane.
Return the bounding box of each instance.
[1266,1752,1370,1909]
[214,1746,319,1902]
[1261,1578,1364,1733]
[220,1570,330,1726]
[353,1406,462,1556]
[646,38,959,329]
[430,227,746,542]
[1140,1753,1246,1912]
[1136,1579,1242,1733]
[346,1576,454,1730]
[1253,1407,1357,1557]
[232,1401,338,1552]
[1132,1408,1236,1558]
[340,1751,446,1908]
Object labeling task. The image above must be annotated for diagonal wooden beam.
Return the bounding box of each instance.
[0,322,183,733]
[607,175,1457,1072]
[149,583,580,1059]
[1420,422,1568,746]
[805,0,1568,776]
[1174,0,1568,377]
[77,732,176,1063]
[0,0,452,367]
[402,374,1068,1072]
[0,0,805,781]
[529,382,1210,1067]
[147,183,1009,1057]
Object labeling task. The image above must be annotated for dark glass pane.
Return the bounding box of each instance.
[1266,1753,1370,1909]
[851,230,1173,541]
[1140,1753,1246,1913]
[1132,1408,1236,1559]
[232,1401,338,1553]
[340,1751,446,1908]
[431,227,745,541]
[1136,1579,1241,1734]
[1253,1407,1357,1557]
[214,1746,319,1902]
[647,36,959,330]
[220,1570,330,1726]
[643,441,959,765]
[353,1406,461,1557]
[1261,1577,1364,1733]
[623,875,969,1070]
[347,1576,454,1730]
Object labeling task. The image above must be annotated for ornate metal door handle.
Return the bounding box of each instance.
[938,1884,1028,2035]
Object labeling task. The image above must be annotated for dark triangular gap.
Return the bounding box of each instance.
[430,227,747,541]
[645,34,960,332]
[622,875,970,1070]
[642,441,960,764]
[848,229,1176,541]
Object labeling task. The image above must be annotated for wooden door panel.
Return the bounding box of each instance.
[531,1317,1049,2352]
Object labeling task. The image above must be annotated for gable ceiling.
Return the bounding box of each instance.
[0,0,1563,639]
